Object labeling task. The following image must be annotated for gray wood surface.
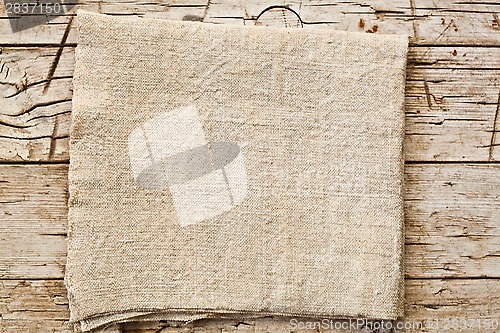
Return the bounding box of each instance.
[0,1,499,332]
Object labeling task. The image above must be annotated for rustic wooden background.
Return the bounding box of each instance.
[0,0,499,332]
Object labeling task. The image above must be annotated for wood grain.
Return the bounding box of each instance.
[0,0,499,331]
[1,164,498,280]
[0,46,499,162]
[1,279,499,333]
[0,0,499,45]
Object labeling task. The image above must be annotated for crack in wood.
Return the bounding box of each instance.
[0,160,69,164]
[7,99,72,118]
[0,134,69,141]
[481,143,500,148]
[48,118,58,159]
[423,80,433,109]
[39,232,67,236]
[202,0,211,21]
[436,19,455,42]
[5,75,73,99]
[42,16,73,94]
[232,321,251,328]
[488,90,500,161]
[0,199,24,204]
[26,110,71,123]
[0,120,35,129]
[462,254,500,260]
[1,63,11,80]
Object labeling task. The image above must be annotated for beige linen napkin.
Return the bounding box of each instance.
[66,10,408,332]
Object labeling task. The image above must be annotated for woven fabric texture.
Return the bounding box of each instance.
[66,10,408,332]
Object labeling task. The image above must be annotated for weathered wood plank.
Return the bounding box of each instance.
[217,0,500,46]
[0,0,499,45]
[0,164,68,279]
[0,46,73,161]
[1,46,499,162]
[0,279,73,333]
[405,164,500,278]
[1,279,499,332]
[1,164,499,280]
[0,1,498,332]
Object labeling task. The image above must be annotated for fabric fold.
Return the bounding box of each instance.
[66,10,408,332]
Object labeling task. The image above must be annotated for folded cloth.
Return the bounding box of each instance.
[66,10,408,332]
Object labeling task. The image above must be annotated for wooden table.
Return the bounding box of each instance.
[0,1,499,332]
